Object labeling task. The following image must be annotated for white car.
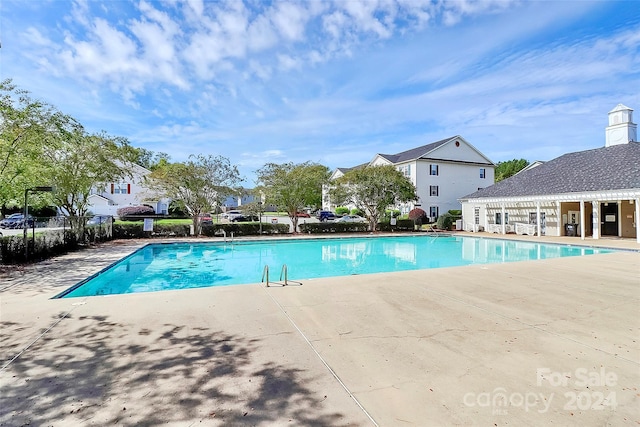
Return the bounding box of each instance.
[337,215,367,223]
[222,210,243,221]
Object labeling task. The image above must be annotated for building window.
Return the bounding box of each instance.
[430,164,439,176]
[397,164,411,178]
[474,207,480,225]
[430,185,439,196]
[496,213,509,225]
[430,206,439,219]
[480,168,486,179]
[112,183,130,194]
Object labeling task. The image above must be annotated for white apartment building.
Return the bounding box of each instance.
[87,163,170,217]
[324,135,495,220]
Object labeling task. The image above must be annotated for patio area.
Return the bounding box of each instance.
[1,233,638,426]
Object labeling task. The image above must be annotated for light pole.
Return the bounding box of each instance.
[258,201,263,234]
[24,186,55,261]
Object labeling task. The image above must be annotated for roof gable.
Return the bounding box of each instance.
[426,136,495,165]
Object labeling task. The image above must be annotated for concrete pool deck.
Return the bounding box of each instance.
[1,233,638,426]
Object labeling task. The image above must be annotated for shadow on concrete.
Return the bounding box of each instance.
[1,314,357,426]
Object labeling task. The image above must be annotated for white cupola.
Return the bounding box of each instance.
[605,104,637,147]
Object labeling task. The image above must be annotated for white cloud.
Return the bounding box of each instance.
[270,2,311,41]
[246,14,279,51]
[341,0,394,38]
[277,54,300,71]
[23,27,53,47]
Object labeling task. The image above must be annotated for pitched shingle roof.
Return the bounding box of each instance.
[337,163,368,174]
[378,137,453,163]
[462,142,640,199]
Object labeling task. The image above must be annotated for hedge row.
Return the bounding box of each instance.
[201,223,290,236]
[299,222,369,233]
[111,222,291,239]
[0,226,112,264]
[113,223,191,239]
[377,219,415,231]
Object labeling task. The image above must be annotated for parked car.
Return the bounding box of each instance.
[295,212,311,218]
[0,213,34,229]
[87,215,111,225]
[231,215,259,222]
[198,213,213,225]
[222,210,243,221]
[0,213,23,229]
[337,215,367,223]
[316,211,337,222]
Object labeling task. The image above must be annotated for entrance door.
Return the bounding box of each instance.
[601,203,618,236]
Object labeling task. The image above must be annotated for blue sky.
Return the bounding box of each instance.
[2,0,639,183]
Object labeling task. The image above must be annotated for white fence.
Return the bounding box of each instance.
[486,224,513,234]
[515,222,537,236]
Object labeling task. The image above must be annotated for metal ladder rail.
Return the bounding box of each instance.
[264,264,301,287]
[221,230,235,243]
[279,264,288,286]
[262,265,270,287]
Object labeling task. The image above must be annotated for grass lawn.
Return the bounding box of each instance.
[115,218,193,225]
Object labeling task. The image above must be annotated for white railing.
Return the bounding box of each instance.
[465,223,484,232]
[487,224,513,234]
[515,223,537,236]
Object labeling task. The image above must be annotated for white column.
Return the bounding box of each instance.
[580,200,585,240]
[635,198,640,244]
[536,201,541,237]
[556,201,561,236]
[618,201,622,237]
[484,206,489,232]
[592,201,600,240]
[501,205,506,234]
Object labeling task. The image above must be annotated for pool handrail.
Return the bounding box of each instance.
[262,265,269,286]
[280,264,288,286]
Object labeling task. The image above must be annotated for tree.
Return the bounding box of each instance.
[0,79,57,215]
[495,159,529,182]
[256,162,331,232]
[330,165,418,231]
[132,147,171,171]
[41,125,137,230]
[145,154,243,235]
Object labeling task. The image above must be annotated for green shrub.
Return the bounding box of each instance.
[335,206,350,216]
[382,209,401,220]
[436,213,454,230]
[0,228,104,265]
[350,208,363,216]
[201,223,289,237]
[377,219,414,231]
[113,223,190,239]
[299,222,368,233]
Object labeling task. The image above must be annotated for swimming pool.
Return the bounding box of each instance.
[57,235,614,298]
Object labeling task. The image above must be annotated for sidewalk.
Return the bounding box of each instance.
[1,235,638,426]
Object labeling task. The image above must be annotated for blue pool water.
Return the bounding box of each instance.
[57,236,613,298]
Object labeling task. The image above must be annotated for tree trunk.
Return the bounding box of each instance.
[192,215,200,236]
